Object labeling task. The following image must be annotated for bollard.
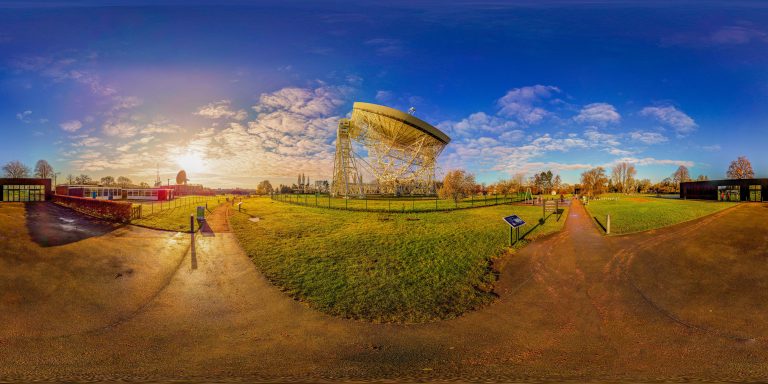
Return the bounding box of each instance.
[190,214,194,233]
[606,214,611,234]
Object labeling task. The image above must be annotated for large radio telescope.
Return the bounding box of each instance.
[332,102,451,197]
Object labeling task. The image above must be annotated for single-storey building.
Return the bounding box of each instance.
[55,185,174,201]
[0,178,52,202]
[680,178,766,202]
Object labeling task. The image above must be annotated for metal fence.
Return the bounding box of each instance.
[271,192,526,213]
[131,195,220,218]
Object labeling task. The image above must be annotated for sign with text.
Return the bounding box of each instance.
[502,215,526,228]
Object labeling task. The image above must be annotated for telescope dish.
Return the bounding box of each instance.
[332,102,451,197]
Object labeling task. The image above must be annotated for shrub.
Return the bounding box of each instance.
[53,195,133,222]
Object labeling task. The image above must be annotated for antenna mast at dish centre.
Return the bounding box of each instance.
[332,102,451,198]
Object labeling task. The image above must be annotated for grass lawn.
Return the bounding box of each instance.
[273,193,526,211]
[229,197,568,323]
[586,196,735,235]
[131,195,224,231]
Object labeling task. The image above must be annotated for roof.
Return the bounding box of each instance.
[352,102,451,144]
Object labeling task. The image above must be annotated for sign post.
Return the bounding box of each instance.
[502,215,526,246]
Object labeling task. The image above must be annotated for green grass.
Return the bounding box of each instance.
[131,195,223,231]
[586,196,735,235]
[272,193,526,212]
[229,197,568,322]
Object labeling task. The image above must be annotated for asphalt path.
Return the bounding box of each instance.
[1,200,766,382]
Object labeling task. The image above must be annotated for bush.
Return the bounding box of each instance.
[53,195,133,222]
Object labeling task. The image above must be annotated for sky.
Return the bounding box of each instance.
[1,0,767,188]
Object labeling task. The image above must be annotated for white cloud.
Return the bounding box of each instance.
[574,103,620,125]
[607,148,634,156]
[583,129,621,146]
[375,90,393,103]
[102,121,138,138]
[640,105,697,136]
[629,130,668,144]
[16,110,32,123]
[606,157,693,168]
[60,120,83,132]
[438,112,521,139]
[497,85,560,124]
[702,144,721,152]
[195,100,248,120]
[662,25,768,47]
[365,38,404,56]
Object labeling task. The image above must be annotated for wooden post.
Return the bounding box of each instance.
[606,214,611,234]
[190,214,194,233]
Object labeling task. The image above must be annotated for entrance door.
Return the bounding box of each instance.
[749,185,762,202]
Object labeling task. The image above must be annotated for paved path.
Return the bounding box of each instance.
[1,201,767,381]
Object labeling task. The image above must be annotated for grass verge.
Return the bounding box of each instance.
[586,196,735,235]
[131,195,223,231]
[229,197,568,323]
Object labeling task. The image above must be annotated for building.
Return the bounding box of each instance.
[55,185,174,201]
[680,179,766,202]
[0,178,52,202]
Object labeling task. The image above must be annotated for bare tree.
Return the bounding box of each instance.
[439,169,476,203]
[611,162,637,193]
[696,174,709,181]
[100,176,116,186]
[34,160,54,179]
[74,174,93,185]
[580,167,608,197]
[726,156,754,179]
[2,160,31,178]
[672,165,691,191]
[67,174,75,184]
[117,176,133,187]
[138,181,150,188]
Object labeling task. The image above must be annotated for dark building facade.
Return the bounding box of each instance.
[0,178,52,202]
[680,178,766,202]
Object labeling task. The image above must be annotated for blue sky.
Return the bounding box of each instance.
[1,1,767,187]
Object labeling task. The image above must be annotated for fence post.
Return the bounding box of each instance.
[606,214,611,234]
[190,214,194,233]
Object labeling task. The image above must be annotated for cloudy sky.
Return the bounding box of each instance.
[2,1,767,187]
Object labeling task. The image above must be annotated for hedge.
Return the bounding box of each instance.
[53,194,133,222]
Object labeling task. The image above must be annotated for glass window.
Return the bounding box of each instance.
[717,185,740,201]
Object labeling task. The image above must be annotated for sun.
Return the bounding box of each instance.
[176,152,207,174]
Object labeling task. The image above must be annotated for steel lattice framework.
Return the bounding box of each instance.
[332,102,451,197]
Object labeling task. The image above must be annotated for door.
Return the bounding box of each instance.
[749,185,762,202]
